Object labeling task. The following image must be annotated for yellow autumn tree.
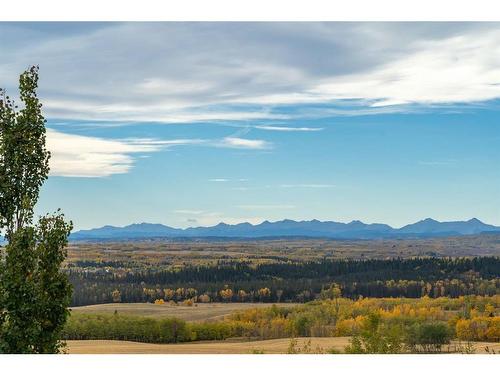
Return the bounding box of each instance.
[112,289,121,303]
[258,287,271,301]
[163,288,175,301]
[220,288,234,302]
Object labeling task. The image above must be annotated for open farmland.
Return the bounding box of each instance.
[66,337,350,354]
[72,302,297,321]
[66,338,500,354]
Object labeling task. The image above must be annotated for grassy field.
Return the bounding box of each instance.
[71,302,297,322]
[66,338,500,354]
[66,337,350,354]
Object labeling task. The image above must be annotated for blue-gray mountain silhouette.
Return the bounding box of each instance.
[70,218,500,240]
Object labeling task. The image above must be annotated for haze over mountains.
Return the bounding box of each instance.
[70,218,500,241]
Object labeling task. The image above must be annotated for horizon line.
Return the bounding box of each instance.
[74,216,498,232]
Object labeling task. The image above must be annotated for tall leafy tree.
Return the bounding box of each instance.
[0,66,73,353]
[0,66,50,239]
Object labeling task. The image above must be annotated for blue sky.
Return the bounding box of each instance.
[1,22,499,229]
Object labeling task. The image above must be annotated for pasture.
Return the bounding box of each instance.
[66,338,500,354]
[71,302,297,321]
[66,337,351,354]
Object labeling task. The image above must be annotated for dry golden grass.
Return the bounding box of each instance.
[71,302,297,322]
[66,337,351,354]
[66,338,500,354]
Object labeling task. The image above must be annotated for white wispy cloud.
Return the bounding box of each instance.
[308,31,500,107]
[46,129,162,177]
[129,137,271,151]
[46,129,272,177]
[217,137,271,149]
[43,98,287,122]
[254,125,323,132]
[209,178,249,182]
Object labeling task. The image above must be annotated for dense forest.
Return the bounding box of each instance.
[67,257,500,306]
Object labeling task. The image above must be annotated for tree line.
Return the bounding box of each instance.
[62,295,500,351]
[67,256,500,306]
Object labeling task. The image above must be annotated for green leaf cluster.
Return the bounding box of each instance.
[0,66,73,353]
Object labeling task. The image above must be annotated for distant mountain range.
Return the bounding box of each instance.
[69,218,500,241]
